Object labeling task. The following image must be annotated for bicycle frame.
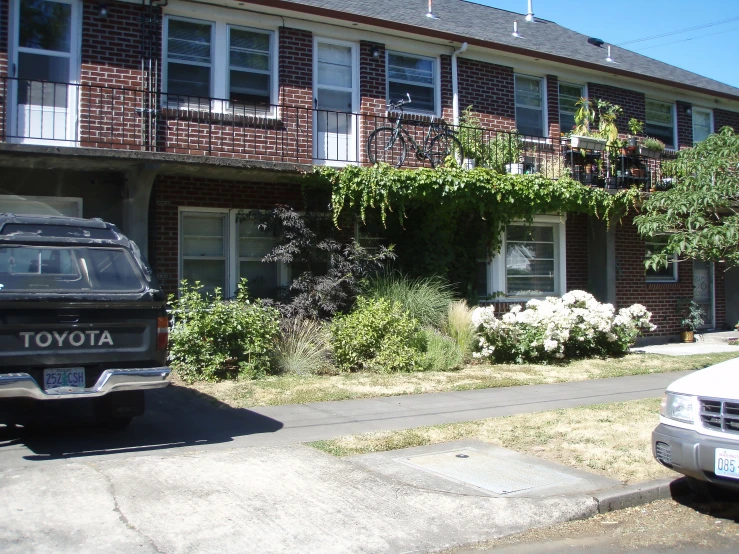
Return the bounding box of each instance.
[386,109,449,159]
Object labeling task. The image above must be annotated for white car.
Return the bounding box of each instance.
[653,357,739,498]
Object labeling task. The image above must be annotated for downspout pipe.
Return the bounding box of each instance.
[451,41,468,126]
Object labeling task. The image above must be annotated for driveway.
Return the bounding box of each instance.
[0,372,687,553]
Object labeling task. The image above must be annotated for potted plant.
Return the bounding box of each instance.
[627,118,644,149]
[640,137,665,159]
[569,98,608,151]
[677,299,706,342]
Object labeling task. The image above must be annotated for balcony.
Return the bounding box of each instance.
[0,77,675,188]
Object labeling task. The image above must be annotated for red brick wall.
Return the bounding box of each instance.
[565,213,588,292]
[457,58,515,131]
[0,0,7,139]
[615,213,694,337]
[360,41,385,115]
[279,27,313,163]
[715,262,727,329]
[0,0,8,77]
[587,82,646,140]
[546,75,560,140]
[150,175,304,295]
[715,108,739,132]
[676,101,693,149]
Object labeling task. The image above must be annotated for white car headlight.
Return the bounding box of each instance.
[660,392,696,424]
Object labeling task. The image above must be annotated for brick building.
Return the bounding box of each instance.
[1,0,739,339]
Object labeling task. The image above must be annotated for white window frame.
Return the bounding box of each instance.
[485,215,567,300]
[692,107,714,144]
[227,25,274,112]
[558,82,584,134]
[8,0,82,146]
[0,194,82,217]
[645,98,676,149]
[230,210,289,298]
[386,51,440,117]
[179,208,230,295]
[645,239,678,283]
[514,74,547,138]
[162,14,278,116]
[177,207,292,297]
[163,16,214,106]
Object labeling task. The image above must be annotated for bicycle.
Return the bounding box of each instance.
[366,94,465,169]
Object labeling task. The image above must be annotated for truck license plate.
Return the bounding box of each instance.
[43,367,85,390]
[715,448,739,480]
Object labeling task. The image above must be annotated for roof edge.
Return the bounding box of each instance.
[246,0,739,103]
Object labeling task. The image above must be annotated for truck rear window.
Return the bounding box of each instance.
[0,246,144,293]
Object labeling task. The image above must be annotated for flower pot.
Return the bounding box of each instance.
[639,145,662,159]
[628,136,639,148]
[681,330,695,343]
[505,163,524,175]
[570,135,607,152]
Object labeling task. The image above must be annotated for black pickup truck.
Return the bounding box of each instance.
[0,214,171,429]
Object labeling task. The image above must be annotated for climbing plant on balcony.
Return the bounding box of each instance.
[306,164,639,299]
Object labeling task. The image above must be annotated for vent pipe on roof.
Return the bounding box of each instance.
[525,0,534,22]
[512,21,521,38]
[426,0,438,19]
[606,45,615,63]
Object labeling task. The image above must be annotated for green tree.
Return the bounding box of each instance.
[635,127,739,270]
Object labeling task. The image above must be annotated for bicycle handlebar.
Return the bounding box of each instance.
[387,93,412,111]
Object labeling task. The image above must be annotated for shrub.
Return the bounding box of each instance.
[331,297,427,373]
[169,280,280,382]
[442,300,476,359]
[274,319,332,375]
[472,290,655,363]
[253,207,395,320]
[363,272,454,328]
[422,328,464,371]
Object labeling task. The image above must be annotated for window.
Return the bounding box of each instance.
[387,52,436,113]
[0,194,81,217]
[515,75,545,137]
[166,18,213,102]
[179,209,288,298]
[692,108,713,144]
[163,16,276,111]
[559,83,583,133]
[229,27,272,107]
[238,218,281,298]
[646,99,675,148]
[645,239,677,283]
[505,225,556,296]
[484,216,566,299]
[180,211,227,296]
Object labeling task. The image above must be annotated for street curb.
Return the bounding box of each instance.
[592,476,689,514]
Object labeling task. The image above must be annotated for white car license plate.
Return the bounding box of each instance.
[43,367,85,390]
[715,448,739,480]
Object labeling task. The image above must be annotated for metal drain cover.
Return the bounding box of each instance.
[400,448,578,495]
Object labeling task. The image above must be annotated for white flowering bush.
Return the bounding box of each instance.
[472,290,656,363]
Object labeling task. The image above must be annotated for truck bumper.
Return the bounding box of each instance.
[0,367,171,400]
[653,423,739,491]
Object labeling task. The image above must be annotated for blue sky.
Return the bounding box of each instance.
[471,0,739,89]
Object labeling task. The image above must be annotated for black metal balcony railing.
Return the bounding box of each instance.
[0,77,675,188]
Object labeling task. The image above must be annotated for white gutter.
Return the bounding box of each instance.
[451,41,468,125]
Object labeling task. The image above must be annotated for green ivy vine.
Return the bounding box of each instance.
[305,164,640,299]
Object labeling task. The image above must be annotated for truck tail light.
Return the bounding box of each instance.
[157,316,169,351]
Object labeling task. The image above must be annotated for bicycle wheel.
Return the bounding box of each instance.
[428,132,465,168]
[367,127,407,168]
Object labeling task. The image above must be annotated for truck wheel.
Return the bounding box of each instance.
[93,391,144,431]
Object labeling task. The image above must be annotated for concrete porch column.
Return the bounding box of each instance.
[122,163,160,259]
